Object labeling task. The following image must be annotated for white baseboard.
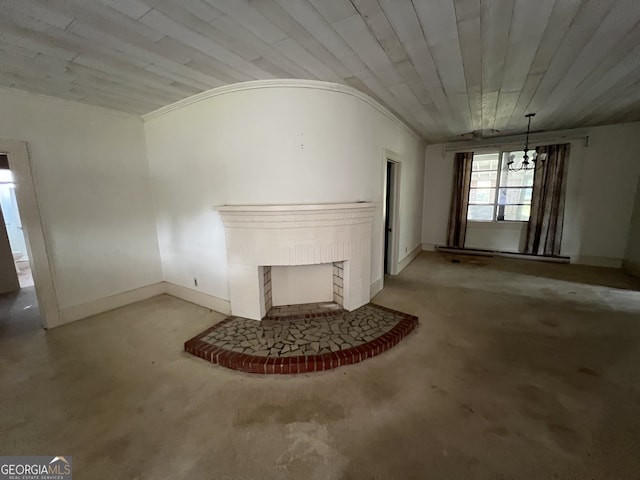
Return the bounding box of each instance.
[164,282,231,315]
[55,269,415,328]
[398,245,422,273]
[57,282,166,327]
[436,246,570,263]
[370,278,382,298]
[623,259,640,278]
[421,243,436,251]
[54,281,231,328]
[574,256,623,268]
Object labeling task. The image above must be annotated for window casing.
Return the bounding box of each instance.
[467,150,534,222]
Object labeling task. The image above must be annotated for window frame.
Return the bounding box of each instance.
[467,149,534,223]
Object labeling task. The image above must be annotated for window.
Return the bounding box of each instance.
[467,151,534,222]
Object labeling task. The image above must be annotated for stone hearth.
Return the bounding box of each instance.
[184,303,418,374]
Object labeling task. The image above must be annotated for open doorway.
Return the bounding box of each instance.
[0,140,59,328]
[384,159,399,275]
[0,154,34,289]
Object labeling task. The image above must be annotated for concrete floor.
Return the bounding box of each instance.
[2,252,640,479]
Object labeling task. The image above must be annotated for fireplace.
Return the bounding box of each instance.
[216,203,376,320]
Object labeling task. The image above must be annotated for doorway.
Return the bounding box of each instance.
[384,159,398,275]
[0,155,34,290]
[0,140,59,328]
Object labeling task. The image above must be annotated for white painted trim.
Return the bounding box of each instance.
[164,282,231,315]
[441,127,590,153]
[574,256,623,268]
[0,206,20,293]
[215,202,377,229]
[422,243,437,251]
[380,149,403,285]
[398,245,422,273]
[0,139,60,328]
[55,282,232,327]
[142,79,422,140]
[389,158,401,275]
[215,202,374,212]
[370,278,382,298]
[58,282,165,326]
[436,246,570,263]
[623,260,640,278]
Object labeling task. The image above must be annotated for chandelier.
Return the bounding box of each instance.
[507,113,547,172]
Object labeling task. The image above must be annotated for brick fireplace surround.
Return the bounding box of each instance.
[216,203,377,320]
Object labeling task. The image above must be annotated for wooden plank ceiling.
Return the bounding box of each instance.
[1,0,639,142]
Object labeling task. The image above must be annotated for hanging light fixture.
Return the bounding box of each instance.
[507,113,547,172]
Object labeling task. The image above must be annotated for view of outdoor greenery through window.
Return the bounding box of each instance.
[467,151,534,222]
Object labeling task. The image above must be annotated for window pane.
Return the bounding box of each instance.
[472,153,499,171]
[467,205,494,221]
[469,188,495,204]
[471,171,497,188]
[501,152,535,186]
[498,187,532,205]
[503,205,530,221]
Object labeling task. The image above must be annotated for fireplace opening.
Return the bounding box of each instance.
[261,262,345,317]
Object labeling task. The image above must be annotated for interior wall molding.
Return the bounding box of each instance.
[441,128,591,155]
[435,246,570,263]
[164,282,231,315]
[59,282,166,326]
[142,79,422,140]
[59,275,417,328]
[56,281,231,327]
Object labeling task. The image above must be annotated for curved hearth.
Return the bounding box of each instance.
[184,303,418,374]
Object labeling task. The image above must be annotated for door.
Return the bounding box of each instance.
[384,160,395,275]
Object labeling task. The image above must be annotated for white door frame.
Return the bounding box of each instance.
[0,140,59,328]
[378,149,402,292]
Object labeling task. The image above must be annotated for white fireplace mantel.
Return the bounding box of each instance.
[215,202,377,320]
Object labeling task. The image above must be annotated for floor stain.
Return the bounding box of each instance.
[431,384,449,397]
[357,373,398,404]
[275,421,348,480]
[547,421,580,451]
[539,318,560,328]
[233,398,345,427]
[461,403,475,415]
[485,426,509,437]
[578,366,599,377]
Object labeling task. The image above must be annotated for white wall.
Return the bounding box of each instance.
[145,81,425,305]
[465,222,526,253]
[625,172,640,276]
[0,87,162,317]
[422,122,640,266]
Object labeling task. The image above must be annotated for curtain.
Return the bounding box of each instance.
[447,152,474,248]
[524,143,570,256]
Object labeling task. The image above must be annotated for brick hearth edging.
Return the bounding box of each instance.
[184,303,419,374]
